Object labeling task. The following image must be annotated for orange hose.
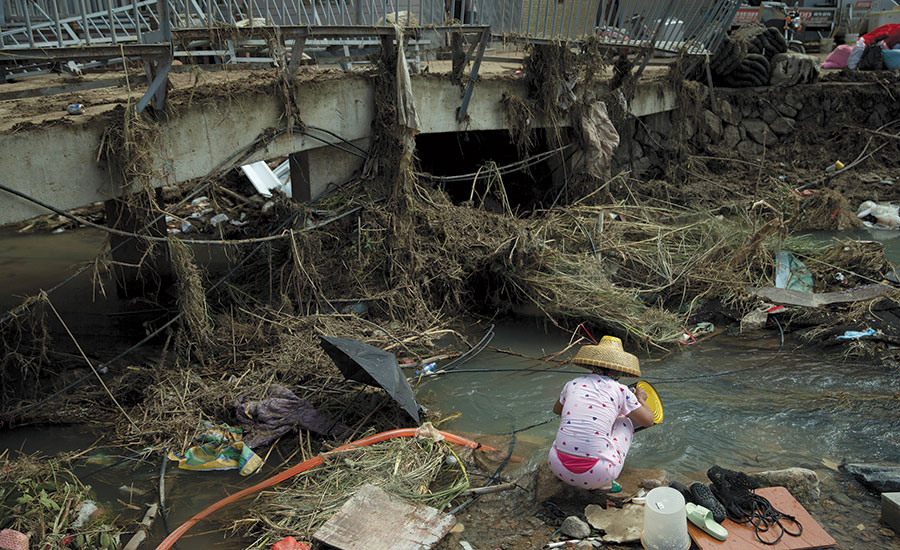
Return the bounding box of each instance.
[154,428,501,550]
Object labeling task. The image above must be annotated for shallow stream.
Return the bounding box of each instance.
[2,228,900,548]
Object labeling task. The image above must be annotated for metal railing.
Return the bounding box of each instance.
[506,0,743,55]
[0,0,741,80]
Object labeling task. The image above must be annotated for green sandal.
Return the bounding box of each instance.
[598,480,622,493]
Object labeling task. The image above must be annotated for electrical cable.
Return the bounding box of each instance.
[4,175,361,422]
[0,183,366,246]
[423,317,786,385]
[300,131,369,160]
[304,125,369,155]
[420,143,574,183]
[448,431,517,515]
[434,324,494,372]
[0,128,289,327]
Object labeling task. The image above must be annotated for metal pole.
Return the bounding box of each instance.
[107,0,117,41]
[135,0,143,40]
[53,0,63,45]
[524,0,532,36]
[569,0,581,40]
[586,0,599,39]
[549,0,558,38]
[22,0,35,47]
[206,0,211,27]
[80,0,91,44]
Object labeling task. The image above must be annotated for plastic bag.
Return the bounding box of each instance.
[858,42,886,71]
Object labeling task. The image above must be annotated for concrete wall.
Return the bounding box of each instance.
[0,73,681,226]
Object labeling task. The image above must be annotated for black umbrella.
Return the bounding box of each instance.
[319,335,420,424]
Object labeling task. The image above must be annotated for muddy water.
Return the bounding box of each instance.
[0,227,107,311]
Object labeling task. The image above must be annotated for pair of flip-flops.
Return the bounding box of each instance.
[685,503,728,541]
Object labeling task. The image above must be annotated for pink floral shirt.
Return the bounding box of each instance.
[553,374,641,460]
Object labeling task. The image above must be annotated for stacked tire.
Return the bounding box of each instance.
[707,25,789,88]
[738,26,788,58]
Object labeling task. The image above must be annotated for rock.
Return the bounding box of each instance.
[762,106,779,125]
[742,118,771,145]
[632,140,643,160]
[775,103,798,118]
[560,516,591,539]
[575,542,597,549]
[754,468,820,505]
[640,479,663,490]
[769,117,795,136]
[703,110,723,141]
[724,124,741,148]
[718,100,741,125]
[737,140,763,156]
[584,504,643,543]
[843,463,900,493]
[684,118,696,140]
[784,92,803,110]
[646,112,673,137]
[633,155,656,177]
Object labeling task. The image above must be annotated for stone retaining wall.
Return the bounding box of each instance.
[611,82,900,178]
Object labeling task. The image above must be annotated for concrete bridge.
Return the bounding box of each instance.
[0,67,679,227]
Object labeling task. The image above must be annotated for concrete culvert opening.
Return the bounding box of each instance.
[415,129,568,213]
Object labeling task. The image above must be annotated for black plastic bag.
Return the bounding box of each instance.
[858,42,886,71]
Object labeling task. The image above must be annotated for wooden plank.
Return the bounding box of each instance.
[688,486,836,550]
[313,484,457,550]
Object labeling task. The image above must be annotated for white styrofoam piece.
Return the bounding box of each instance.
[240,160,292,198]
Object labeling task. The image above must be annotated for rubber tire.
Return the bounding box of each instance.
[788,43,806,54]
[719,54,745,76]
[766,28,788,53]
[691,482,727,524]
[742,56,771,84]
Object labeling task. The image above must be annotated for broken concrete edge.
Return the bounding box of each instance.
[883,492,900,535]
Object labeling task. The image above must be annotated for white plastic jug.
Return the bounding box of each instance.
[641,487,690,550]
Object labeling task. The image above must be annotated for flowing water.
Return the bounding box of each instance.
[2,228,900,548]
[417,321,900,474]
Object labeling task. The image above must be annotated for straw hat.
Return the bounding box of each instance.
[572,336,641,377]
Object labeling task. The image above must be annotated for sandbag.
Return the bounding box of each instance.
[884,48,900,70]
[822,44,854,69]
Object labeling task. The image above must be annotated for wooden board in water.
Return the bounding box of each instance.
[688,486,836,550]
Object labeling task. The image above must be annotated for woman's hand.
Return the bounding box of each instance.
[633,386,648,403]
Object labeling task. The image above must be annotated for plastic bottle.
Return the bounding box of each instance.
[413,362,436,377]
[66,103,85,115]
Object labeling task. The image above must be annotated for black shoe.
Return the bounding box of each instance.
[690,482,727,523]
[669,481,694,504]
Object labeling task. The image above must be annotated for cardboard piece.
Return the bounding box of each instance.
[687,487,835,550]
[313,484,456,550]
